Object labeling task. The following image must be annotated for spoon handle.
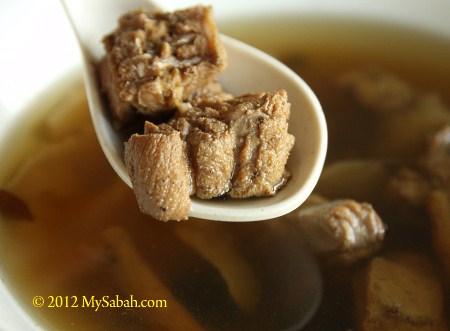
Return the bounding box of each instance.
[59,0,157,61]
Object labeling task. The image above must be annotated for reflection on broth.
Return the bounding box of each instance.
[1,18,450,330]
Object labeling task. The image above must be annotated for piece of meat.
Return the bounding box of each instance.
[98,58,135,123]
[124,125,191,221]
[385,167,432,231]
[337,68,450,158]
[100,6,227,119]
[185,80,233,107]
[125,90,294,220]
[221,90,295,198]
[185,118,236,199]
[422,125,450,188]
[387,167,431,208]
[354,253,447,331]
[163,116,235,199]
[337,68,416,113]
[286,199,385,265]
[177,89,294,198]
[100,7,294,220]
[426,190,450,281]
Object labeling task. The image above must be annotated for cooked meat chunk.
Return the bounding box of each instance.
[124,125,191,221]
[100,7,294,221]
[126,90,294,221]
[427,190,450,281]
[98,58,134,123]
[355,253,447,331]
[177,89,294,199]
[100,6,227,120]
[186,118,236,199]
[286,199,385,265]
[223,91,295,197]
[185,81,233,107]
[387,167,431,208]
[337,68,450,158]
[163,116,236,199]
[338,68,415,113]
[422,125,450,188]
[385,167,432,230]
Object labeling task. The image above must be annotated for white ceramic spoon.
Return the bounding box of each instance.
[60,0,327,222]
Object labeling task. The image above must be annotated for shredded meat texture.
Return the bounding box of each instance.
[287,199,385,265]
[100,6,227,121]
[125,90,294,221]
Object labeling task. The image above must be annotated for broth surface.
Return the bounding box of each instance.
[1,17,450,330]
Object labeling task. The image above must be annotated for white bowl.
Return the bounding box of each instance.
[1,0,449,329]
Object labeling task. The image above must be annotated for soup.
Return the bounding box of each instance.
[0,17,449,330]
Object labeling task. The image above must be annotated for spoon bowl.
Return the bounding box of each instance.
[61,0,327,221]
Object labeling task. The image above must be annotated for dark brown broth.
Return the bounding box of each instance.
[1,17,450,330]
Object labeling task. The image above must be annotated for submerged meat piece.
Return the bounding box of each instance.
[387,167,431,208]
[354,253,447,331]
[427,190,450,281]
[286,199,385,265]
[338,68,415,113]
[126,90,294,221]
[100,6,227,120]
[124,125,191,221]
[337,68,450,158]
[422,125,450,188]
